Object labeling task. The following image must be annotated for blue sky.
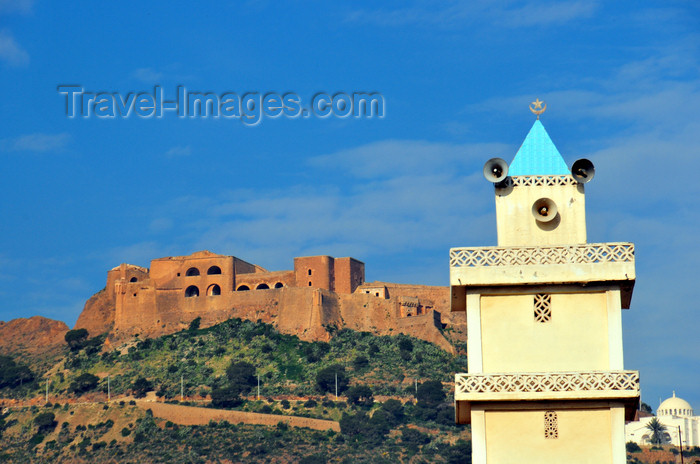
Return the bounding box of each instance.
[0,0,698,410]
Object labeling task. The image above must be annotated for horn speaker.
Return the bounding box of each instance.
[571,158,595,183]
[483,158,508,183]
[532,198,558,223]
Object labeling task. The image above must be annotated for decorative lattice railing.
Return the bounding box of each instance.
[450,243,634,268]
[510,175,578,186]
[455,371,639,396]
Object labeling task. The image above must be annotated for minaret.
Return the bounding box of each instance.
[451,101,639,464]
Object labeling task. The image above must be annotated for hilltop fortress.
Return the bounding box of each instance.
[75,250,459,352]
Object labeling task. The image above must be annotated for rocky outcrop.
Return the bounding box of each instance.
[0,316,69,356]
[74,288,114,337]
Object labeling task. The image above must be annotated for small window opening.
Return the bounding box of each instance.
[130,277,138,282]
[534,294,552,323]
[544,411,558,439]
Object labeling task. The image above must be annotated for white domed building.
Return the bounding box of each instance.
[626,392,700,447]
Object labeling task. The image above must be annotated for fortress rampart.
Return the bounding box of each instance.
[75,251,457,352]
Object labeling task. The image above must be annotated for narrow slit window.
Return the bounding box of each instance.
[544,411,558,439]
[534,293,551,323]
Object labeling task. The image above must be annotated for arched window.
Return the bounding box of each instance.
[256,283,270,290]
[185,285,199,297]
[308,269,312,276]
[274,282,284,288]
[130,277,138,282]
[186,267,200,276]
[207,266,222,275]
[237,285,250,291]
[207,284,221,296]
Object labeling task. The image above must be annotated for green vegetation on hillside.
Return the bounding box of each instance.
[0,402,471,463]
[55,318,466,401]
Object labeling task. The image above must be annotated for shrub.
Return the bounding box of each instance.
[29,433,45,446]
[225,361,257,395]
[65,328,89,350]
[398,338,413,353]
[188,317,201,332]
[0,355,35,389]
[120,427,131,437]
[304,399,318,408]
[352,355,369,370]
[211,386,245,408]
[69,373,99,394]
[346,385,374,407]
[380,399,405,425]
[401,426,431,451]
[280,399,291,409]
[626,441,642,453]
[35,412,57,433]
[131,377,153,398]
[315,365,348,394]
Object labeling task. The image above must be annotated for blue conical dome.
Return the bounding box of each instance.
[509,120,569,176]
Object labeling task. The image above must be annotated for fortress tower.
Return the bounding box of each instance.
[451,103,640,463]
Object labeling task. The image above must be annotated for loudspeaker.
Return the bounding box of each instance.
[532,198,558,222]
[571,158,595,183]
[483,158,508,183]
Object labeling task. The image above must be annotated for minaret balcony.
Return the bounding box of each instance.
[450,242,635,305]
[454,370,640,424]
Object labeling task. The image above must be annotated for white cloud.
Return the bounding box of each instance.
[0,132,70,153]
[0,29,28,66]
[131,67,164,83]
[165,145,192,157]
[346,0,597,29]
[0,0,32,15]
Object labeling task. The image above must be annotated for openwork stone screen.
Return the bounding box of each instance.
[511,175,577,186]
[455,371,640,395]
[450,243,635,268]
[534,294,551,323]
[544,411,558,439]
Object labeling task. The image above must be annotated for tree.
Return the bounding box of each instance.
[70,373,99,394]
[34,412,57,433]
[188,317,201,332]
[641,402,653,414]
[626,441,642,453]
[414,380,447,422]
[346,385,374,407]
[65,329,89,351]
[646,417,668,444]
[380,399,405,425]
[211,385,244,408]
[132,377,153,398]
[225,361,256,395]
[398,337,413,353]
[352,355,369,370]
[0,356,34,389]
[315,364,348,394]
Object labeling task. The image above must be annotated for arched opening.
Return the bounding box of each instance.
[207,284,221,296]
[207,266,222,275]
[308,269,312,275]
[185,285,199,297]
[130,277,138,282]
[186,267,200,276]
[237,285,250,291]
[256,283,270,290]
[274,282,284,288]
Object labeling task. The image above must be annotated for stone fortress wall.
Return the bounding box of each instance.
[75,250,458,352]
